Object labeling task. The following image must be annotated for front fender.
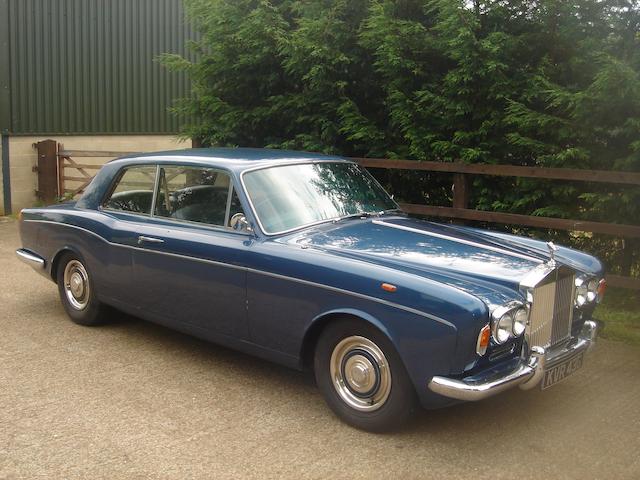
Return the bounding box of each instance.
[301,305,461,409]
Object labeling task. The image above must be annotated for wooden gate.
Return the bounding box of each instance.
[34,139,138,202]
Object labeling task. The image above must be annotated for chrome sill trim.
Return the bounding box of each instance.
[15,249,46,269]
[428,320,597,402]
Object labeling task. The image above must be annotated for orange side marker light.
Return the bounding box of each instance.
[381,283,397,293]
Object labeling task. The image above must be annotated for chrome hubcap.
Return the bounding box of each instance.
[63,260,90,310]
[330,336,391,411]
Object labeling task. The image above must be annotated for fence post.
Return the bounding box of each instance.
[34,139,59,204]
[452,173,470,209]
[451,173,470,225]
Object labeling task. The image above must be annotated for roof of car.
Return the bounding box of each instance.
[117,147,348,165]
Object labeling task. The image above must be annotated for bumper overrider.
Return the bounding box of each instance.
[428,320,598,401]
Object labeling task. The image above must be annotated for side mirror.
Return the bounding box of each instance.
[229,213,253,233]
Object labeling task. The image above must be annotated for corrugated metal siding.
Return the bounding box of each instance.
[6,0,196,134]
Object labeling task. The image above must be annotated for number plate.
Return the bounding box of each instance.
[541,352,584,390]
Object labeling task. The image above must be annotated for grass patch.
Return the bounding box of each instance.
[596,287,640,346]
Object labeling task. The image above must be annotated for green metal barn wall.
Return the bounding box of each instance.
[1,0,196,134]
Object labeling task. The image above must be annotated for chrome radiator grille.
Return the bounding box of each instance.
[551,272,575,345]
[526,268,575,349]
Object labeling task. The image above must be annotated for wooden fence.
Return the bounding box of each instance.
[33,139,640,289]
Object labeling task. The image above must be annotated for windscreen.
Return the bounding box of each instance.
[242,162,397,234]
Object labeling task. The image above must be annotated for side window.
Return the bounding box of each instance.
[103,166,157,214]
[153,166,232,227]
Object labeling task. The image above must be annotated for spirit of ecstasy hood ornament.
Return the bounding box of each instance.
[547,241,559,265]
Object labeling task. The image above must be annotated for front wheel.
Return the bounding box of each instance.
[314,319,417,432]
[56,252,110,326]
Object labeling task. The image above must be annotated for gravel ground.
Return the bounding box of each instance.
[1,217,639,479]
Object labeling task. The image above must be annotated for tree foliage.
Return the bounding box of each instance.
[160,0,640,275]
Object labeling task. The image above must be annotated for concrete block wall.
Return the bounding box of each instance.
[0,135,188,215]
[0,140,3,215]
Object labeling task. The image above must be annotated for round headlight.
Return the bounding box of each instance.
[512,308,528,336]
[587,279,598,302]
[575,277,588,307]
[492,312,513,344]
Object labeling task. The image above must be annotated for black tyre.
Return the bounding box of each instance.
[314,318,417,432]
[56,252,110,326]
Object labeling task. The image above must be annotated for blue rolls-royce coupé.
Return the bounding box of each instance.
[16,148,604,431]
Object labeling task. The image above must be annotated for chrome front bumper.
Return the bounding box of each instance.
[428,320,598,402]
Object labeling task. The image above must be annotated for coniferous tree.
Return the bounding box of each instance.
[159,0,640,275]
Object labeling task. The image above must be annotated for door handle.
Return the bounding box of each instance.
[137,235,165,245]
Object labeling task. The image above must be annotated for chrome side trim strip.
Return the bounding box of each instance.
[372,220,543,263]
[99,207,252,237]
[24,219,454,328]
[244,266,454,328]
[15,249,45,269]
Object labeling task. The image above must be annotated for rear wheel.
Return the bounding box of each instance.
[314,319,417,432]
[56,252,110,326]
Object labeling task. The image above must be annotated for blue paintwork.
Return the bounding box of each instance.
[17,148,604,408]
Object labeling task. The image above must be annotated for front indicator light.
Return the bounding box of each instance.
[597,278,607,303]
[477,324,491,356]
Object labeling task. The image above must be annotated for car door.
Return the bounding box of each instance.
[98,164,159,307]
[129,164,250,339]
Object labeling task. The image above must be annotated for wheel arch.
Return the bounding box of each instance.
[50,247,82,282]
[299,308,392,370]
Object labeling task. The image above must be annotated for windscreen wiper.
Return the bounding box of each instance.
[337,211,382,221]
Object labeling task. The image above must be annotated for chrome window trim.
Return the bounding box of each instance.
[153,164,231,229]
[101,207,153,218]
[25,219,454,328]
[149,164,161,218]
[101,162,246,234]
[239,160,399,237]
[223,184,234,228]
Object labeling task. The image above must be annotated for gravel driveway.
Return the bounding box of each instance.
[1,218,639,479]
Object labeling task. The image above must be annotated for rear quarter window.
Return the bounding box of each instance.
[103,166,157,214]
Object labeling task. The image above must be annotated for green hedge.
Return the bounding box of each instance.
[159,0,640,275]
